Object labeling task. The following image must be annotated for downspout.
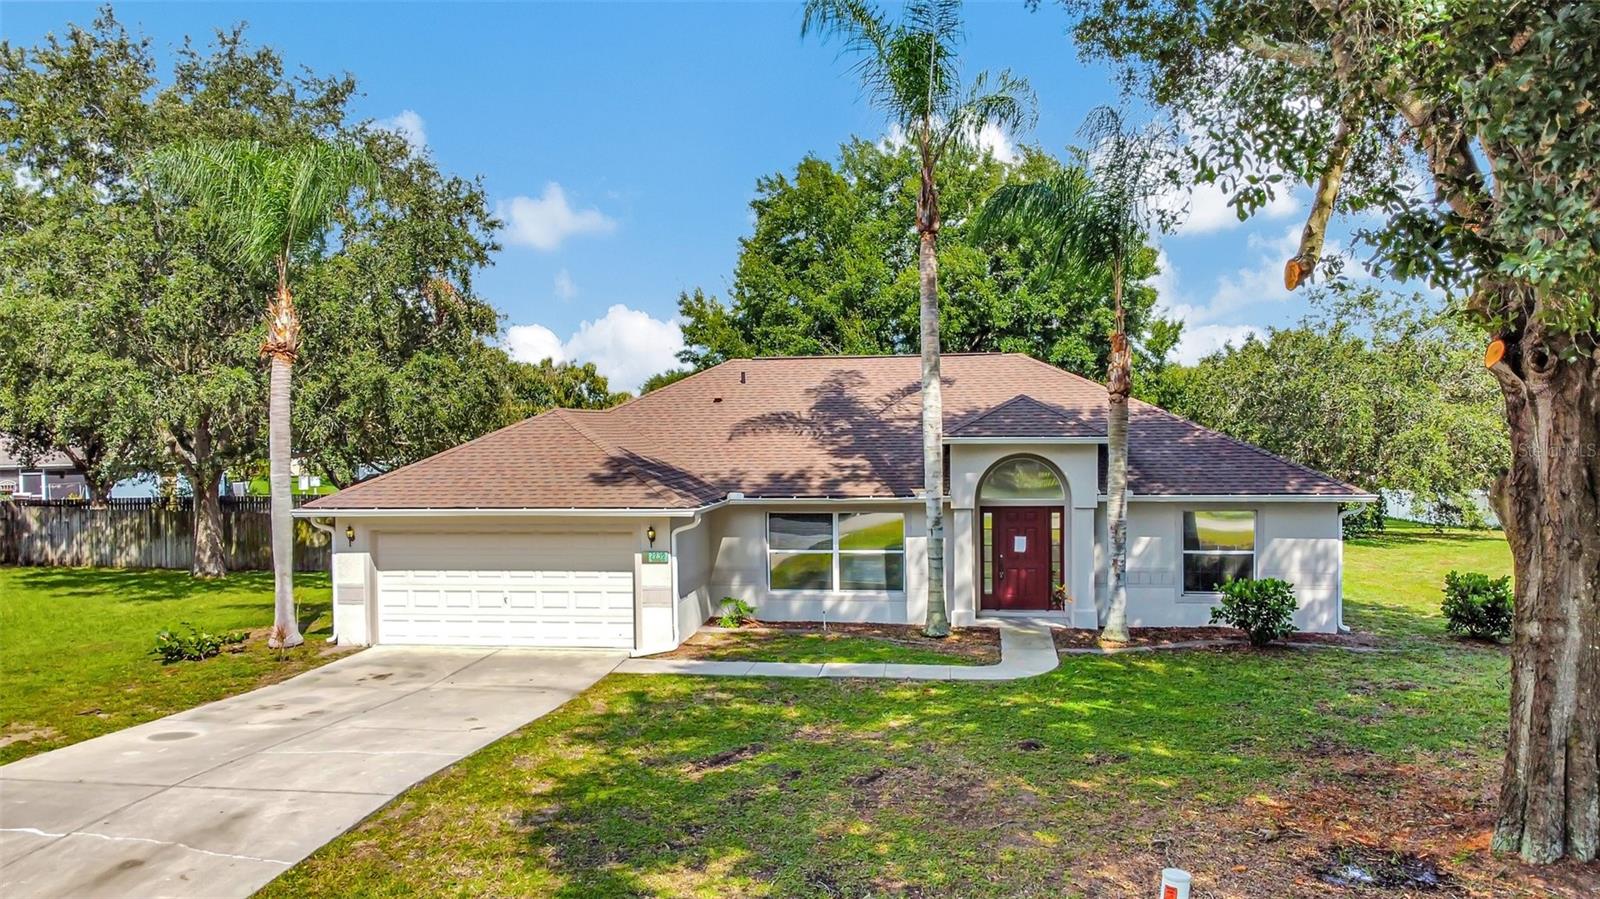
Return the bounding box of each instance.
[307,517,338,644]
[1335,503,1368,634]
[668,512,712,648]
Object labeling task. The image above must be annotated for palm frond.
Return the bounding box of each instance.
[937,68,1037,161]
[145,137,376,277]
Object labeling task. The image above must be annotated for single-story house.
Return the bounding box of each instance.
[0,448,89,500]
[297,354,1372,654]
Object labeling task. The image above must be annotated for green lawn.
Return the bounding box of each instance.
[0,566,343,763]
[1343,519,1513,638]
[263,524,1589,897]
[659,626,999,666]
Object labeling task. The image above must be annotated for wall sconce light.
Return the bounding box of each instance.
[646,526,657,547]
[344,525,356,546]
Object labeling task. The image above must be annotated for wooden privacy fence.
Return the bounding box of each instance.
[0,497,330,572]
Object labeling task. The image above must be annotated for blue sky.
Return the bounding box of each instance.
[4,1,1357,389]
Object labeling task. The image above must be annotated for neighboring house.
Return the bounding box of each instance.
[0,448,89,500]
[299,354,1371,654]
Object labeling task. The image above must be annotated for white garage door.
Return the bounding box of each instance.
[376,531,635,648]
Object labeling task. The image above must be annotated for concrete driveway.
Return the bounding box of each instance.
[0,646,624,899]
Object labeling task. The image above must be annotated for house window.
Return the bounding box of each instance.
[981,511,994,593]
[1051,510,1063,588]
[979,457,1064,502]
[1182,510,1256,593]
[768,512,905,592]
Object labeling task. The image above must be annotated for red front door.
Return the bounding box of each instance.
[988,507,1052,611]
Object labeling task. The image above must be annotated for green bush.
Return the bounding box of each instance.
[1441,570,1514,641]
[716,597,757,629]
[1209,578,1298,647]
[152,622,248,663]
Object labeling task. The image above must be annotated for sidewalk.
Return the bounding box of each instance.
[615,620,1059,681]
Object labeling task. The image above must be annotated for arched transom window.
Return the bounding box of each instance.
[979,457,1065,503]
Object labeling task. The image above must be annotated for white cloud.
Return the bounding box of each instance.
[378,110,427,154]
[972,122,1019,164]
[1171,323,1259,364]
[553,269,577,302]
[505,304,684,391]
[1161,178,1301,236]
[504,323,566,367]
[881,121,1020,164]
[498,183,617,251]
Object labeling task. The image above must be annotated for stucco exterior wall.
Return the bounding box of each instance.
[701,502,925,624]
[325,514,669,651]
[1120,501,1343,633]
[671,514,715,644]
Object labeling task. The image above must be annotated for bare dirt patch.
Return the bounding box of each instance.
[656,621,1002,663]
[0,723,62,749]
[1064,748,1600,897]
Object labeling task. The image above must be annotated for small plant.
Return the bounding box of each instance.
[152,622,248,663]
[1442,570,1514,641]
[716,597,757,628]
[1049,583,1069,611]
[1209,578,1298,647]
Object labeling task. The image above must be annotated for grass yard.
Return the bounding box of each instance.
[0,566,346,763]
[653,623,1001,666]
[263,524,1598,898]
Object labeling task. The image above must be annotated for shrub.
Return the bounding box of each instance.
[1441,570,1514,641]
[1209,578,1298,647]
[153,622,248,663]
[716,597,757,629]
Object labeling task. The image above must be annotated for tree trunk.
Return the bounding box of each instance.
[266,265,304,649]
[1488,313,1599,864]
[190,465,227,578]
[1101,257,1133,643]
[918,159,949,639]
[187,417,227,578]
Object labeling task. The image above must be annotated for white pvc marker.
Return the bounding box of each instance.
[1159,868,1192,899]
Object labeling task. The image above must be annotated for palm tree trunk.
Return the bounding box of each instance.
[266,265,304,648]
[918,159,949,638]
[1101,255,1132,644]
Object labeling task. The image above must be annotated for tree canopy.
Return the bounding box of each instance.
[1152,289,1508,522]
[0,11,620,504]
[673,138,1177,377]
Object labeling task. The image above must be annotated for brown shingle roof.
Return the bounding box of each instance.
[305,353,1366,510]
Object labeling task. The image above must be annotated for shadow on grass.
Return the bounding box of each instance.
[269,640,1507,899]
[5,565,327,605]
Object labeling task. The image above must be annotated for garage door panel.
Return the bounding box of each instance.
[375,532,635,648]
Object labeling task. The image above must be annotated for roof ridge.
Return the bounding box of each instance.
[588,360,732,416]
[302,412,553,509]
[550,409,695,507]
[1127,397,1366,494]
[949,393,1074,435]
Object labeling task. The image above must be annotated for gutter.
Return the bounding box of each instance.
[292,506,702,519]
[667,511,714,647]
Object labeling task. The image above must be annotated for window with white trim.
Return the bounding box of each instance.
[767,512,905,592]
[1182,510,1256,593]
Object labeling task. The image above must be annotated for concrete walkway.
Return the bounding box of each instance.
[616,619,1059,680]
[0,646,625,899]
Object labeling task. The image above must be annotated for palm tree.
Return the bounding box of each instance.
[803,0,1034,637]
[148,139,376,647]
[976,107,1170,644]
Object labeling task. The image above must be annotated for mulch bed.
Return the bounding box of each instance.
[654,621,1002,664]
[1052,625,1381,652]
